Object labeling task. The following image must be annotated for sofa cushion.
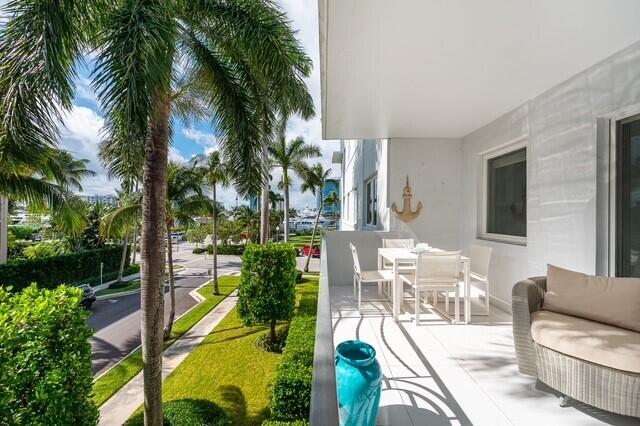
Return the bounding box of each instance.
[531,310,640,374]
[544,264,640,332]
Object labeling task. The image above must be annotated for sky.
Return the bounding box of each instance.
[45,0,339,209]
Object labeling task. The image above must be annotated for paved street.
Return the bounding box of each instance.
[88,243,241,376]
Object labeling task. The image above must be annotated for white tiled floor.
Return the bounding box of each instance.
[331,285,639,426]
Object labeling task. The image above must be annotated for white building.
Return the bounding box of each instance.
[325,1,640,310]
[313,1,640,424]
[80,194,117,206]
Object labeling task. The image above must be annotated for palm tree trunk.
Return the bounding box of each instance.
[117,229,129,282]
[304,203,322,272]
[283,168,290,242]
[260,144,269,244]
[131,220,138,264]
[131,180,139,265]
[212,181,220,295]
[164,222,175,340]
[0,196,8,264]
[141,97,170,425]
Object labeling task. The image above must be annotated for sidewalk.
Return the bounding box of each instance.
[97,290,239,425]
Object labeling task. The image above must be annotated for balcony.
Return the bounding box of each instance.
[311,231,638,426]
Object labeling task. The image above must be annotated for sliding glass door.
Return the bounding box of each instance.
[616,115,640,277]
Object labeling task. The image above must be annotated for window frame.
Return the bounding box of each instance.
[480,137,528,245]
[364,175,378,227]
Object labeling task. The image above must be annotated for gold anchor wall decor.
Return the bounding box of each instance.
[391,176,422,223]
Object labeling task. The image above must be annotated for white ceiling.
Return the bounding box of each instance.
[319,0,640,140]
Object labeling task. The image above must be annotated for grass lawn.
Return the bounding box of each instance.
[288,232,323,250]
[95,280,140,297]
[92,275,239,407]
[147,275,319,425]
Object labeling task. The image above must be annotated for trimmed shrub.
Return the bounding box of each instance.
[262,421,309,426]
[0,245,128,292]
[0,285,98,425]
[79,264,140,287]
[271,362,313,421]
[295,270,303,283]
[206,244,245,255]
[270,315,317,421]
[237,243,297,342]
[192,247,206,254]
[126,399,230,425]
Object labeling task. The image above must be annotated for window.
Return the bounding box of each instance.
[616,115,640,277]
[365,176,377,226]
[482,142,527,244]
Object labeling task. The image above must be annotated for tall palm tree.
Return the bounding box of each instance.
[192,150,230,295]
[301,163,331,272]
[1,0,313,421]
[269,123,321,242]
[103,163,209,339]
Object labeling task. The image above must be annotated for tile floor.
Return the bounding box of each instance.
[331,285,638,426]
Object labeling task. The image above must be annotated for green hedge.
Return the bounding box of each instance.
[0,285,98,425]
[262,421,309,426]
[0,245,129,292]
[206,244,245,255]
[270,306,317,421]
[192,247,206,254]
[87,264,140,288]
[126,399,230,425]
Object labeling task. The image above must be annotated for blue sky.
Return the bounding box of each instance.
[41,0,338,209]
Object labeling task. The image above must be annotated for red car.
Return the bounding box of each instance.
[300,244,320,258]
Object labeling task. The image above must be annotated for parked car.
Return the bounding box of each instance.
[300,244,320,258]
[78,284,96,309]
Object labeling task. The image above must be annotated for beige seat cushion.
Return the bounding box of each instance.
[531,310,640,374]
[544,264,640,332]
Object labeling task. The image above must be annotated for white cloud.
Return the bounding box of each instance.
[182,128,218,147]
[276,0,340,209]
[169,146,188,164]
[58,105,120,196]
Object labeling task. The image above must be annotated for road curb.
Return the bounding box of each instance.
[96,288,141,300]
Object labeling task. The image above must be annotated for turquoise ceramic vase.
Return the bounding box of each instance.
[335,340,382,426]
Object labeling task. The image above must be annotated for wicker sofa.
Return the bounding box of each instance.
[512,265,640,418]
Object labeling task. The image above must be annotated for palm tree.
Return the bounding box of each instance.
[192,151,230,295]
[1,0,313,420]
[324,190,339,222]
[269,123,321,242]
[0,149,94,263]
[103,163,209,339]
[233,206,260,243]
[301,163,331,272]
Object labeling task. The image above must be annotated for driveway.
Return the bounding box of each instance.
[89,244,241,376]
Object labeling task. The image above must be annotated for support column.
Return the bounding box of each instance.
[0,196,8,264]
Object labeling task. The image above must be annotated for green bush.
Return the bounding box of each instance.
[126,399,230,425]
[270,314,317,421]
[205,244,245,255]
[78,264,140,287]
[0,245,129,292]
[0,285,98,425]
[237,243,296,342]
[23,240,70,259]
[8,224,39,240]
[271,362,313,421]
[192,247,206,254]
[262,421,309,426]
[295,270,303,283]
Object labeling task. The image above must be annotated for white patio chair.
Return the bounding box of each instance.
[399,251,462,325]
[349,242,394,314]
[381,238,416,271]
[467,244,492,315]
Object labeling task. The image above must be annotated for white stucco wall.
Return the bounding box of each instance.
[461,40,640,306]
[387,138,463,251]
[338,41,640,310]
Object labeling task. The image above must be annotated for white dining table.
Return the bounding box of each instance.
[377,247,472,324]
